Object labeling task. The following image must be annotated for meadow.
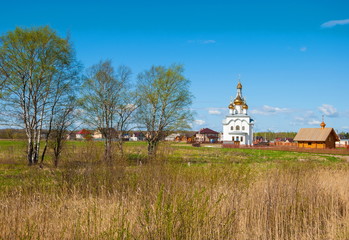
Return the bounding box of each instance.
[1,140,349,239]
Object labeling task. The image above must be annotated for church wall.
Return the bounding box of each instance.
[222,81,254,146]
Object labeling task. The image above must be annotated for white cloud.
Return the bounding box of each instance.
[318,104,338,117]
[188,40,216,44]
[202,40,216,44]
[321,19,349,28]
[250,105,290,115]
[194,119,205,126]
[208,109,221,115]
[308,120,321,125]
[291,110,319,125]
[300,46,307,52]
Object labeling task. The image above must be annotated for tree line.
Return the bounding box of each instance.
[0,26,193,166]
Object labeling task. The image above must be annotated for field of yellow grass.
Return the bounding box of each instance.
[1,140,349,239]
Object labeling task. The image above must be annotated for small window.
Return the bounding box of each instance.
[236,125,240,131]
[236,136,239,141]
[308,142,312,146]
[231,126,234,130]
[242,126,245,130]
[241,137,243,142]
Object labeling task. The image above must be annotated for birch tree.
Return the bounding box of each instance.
[0,26,80,165]
[79,61,136,161]
[136,64,193,157]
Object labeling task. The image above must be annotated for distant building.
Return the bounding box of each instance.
[294,121,339,149]
[129,132,145,141]
[222,81,254,146]
[92,128,117,139]
[336,139,349,148]
[165,133,181,141]
[76,129,92,140]
[175,132,196,143]
[195,128,219,143]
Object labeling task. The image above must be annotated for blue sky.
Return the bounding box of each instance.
[1,0,349,132]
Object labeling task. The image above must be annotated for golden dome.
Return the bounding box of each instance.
[237,82,242,89]
[228,103,235,109]
[320,121,326,129]
[242,104,248,109]
[234,95,244,105]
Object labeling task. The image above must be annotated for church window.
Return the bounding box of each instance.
[236,136,239,141]
[241,137,243,142]
[242,126,245,130]
[236,125,240,131]
[231,126,234,130]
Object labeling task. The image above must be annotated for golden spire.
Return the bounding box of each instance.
[237,82,242,89]
[320,115,326,129]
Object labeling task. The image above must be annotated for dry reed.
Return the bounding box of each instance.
[1,142,349,239]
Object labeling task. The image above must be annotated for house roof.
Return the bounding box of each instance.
[294,128,339,142]
[196,128,219,134]
[76,129,92,135]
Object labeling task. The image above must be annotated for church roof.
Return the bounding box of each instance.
[294,128,339,142]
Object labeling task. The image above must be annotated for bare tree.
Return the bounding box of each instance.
[79,60,135,161]
[136,64,193,157]
[49,97,77,167]
[0,26,80,165]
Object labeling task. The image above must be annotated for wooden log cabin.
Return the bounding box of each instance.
[294,121,339,149]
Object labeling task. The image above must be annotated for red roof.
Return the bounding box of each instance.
[196,128,219,134]
[76,129,92,135]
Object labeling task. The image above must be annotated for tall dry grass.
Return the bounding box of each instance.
[1,142,349,239]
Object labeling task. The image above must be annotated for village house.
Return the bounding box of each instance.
[294,121,339,149]
[175,132,196,143]
[92,128,117,140]
[76,129,92,140]
[195,128,219,143]
[129,132,145,141]
[165,133,180,141]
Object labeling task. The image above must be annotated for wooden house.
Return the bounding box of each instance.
[195,128,219,143]
[294,121,339,149]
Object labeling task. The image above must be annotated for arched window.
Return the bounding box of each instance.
[236,125,240,131]
[230,126,234,130]
[241,137,243,142]
[242,126,245,130]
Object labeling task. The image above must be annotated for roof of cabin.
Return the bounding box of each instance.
[294,128,339,142]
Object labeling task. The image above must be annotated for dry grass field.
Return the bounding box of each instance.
[1,140,349,239]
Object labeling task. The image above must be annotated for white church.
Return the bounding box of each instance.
[222,81,254,146]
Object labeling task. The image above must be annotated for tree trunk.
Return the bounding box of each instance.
[104,137,112,162]
[27,138,34,165]
[147,140,158,158]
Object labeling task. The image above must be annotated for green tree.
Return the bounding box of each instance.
[79,60,136,161]
[136,64,193,157]
[0,26,80,165]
